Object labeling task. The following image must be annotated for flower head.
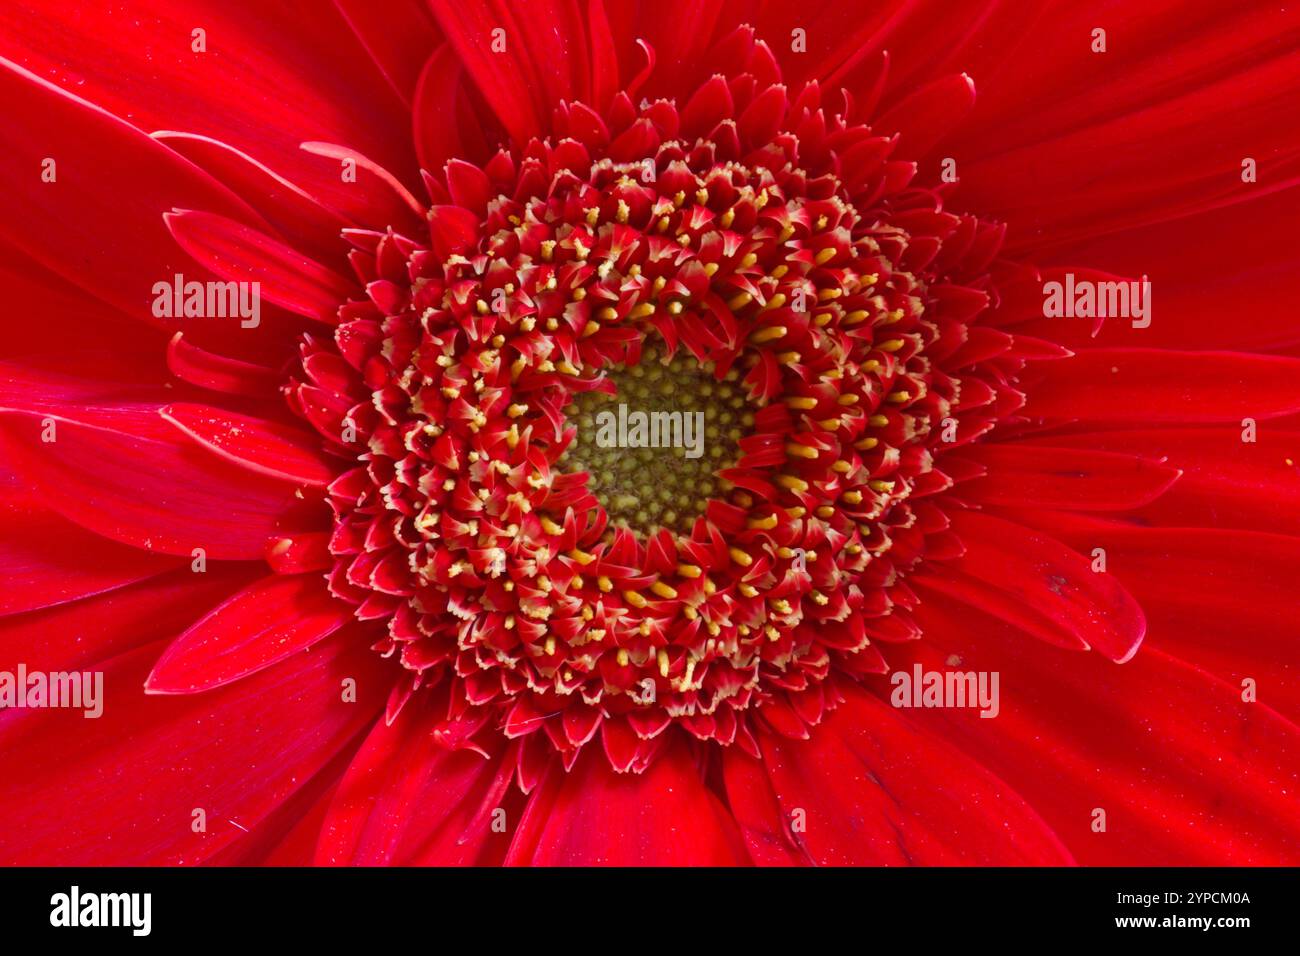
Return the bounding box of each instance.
[1,0,1298,867]
[302,66,1030,769]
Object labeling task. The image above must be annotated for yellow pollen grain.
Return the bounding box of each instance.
[650,581,678,600]
[786,443,819,460]
[751,325,787,344]
[729,547,753,567]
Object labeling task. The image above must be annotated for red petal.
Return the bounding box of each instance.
[164,209,353,323]
[0,565,256,675]
[505,738,750,865]
[944,510,1146,663]
[754,684,1072,865]
[0,633,387,865]
[958,443,1180,511]
[0,1,415,220]
[145,574,351,693]
[166,332,279,398]
[875,72,976,159]
[334,0,441,106]
[161,403,334,487]
[0,500,180,616]
[1023,349,1300,425]
[0,407,308,560]
[152,132,352,269]
[316,694,513,865]
[905,598,1300,864]
[427,0,582,144]
[722,748,807,865]
[1019,428,1300,537]
[0,58,277,354]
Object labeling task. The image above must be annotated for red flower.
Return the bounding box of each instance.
[1,0,1298,866]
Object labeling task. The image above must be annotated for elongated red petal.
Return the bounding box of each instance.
[0,634,387,865]
[152,131,352,269]
[750,684,1073,865]
[166,332,280,398]
[1024,349,1300,424]
[505,739,750,865]
[0,408,308,560]
[1020,428,1300,537]
[0,565,258,674]
[316,695,513,866]
[905,598,1300,865]
[0,57,275,353]
[945,510,1146,662]
[0,0,415,217]
[164,209,353,323]
[0,502,180,616]
[333,0,441,106]
[161,403,334,487]
[145,574,351,694]
[876,72,976,159]
[959,442,1180,511]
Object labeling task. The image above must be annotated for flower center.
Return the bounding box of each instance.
[293,73,1018,769]
[559,346,753,534]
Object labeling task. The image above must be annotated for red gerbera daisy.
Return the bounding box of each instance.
[1,0,1298,866]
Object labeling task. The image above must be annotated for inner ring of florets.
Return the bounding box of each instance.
[305,86,966,762]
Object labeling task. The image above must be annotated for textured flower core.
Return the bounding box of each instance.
[294,69,1015,769]
[558,346,751,534]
